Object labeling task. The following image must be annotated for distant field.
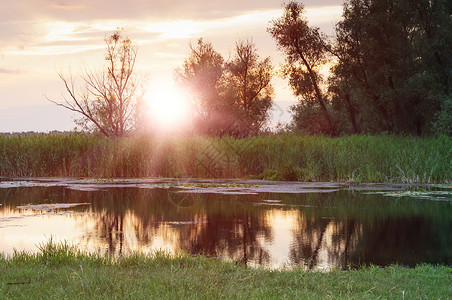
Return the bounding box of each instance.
[0,134,450,183]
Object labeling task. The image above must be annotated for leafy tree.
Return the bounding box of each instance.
[330,0,451,135]
[49,30,143,137]
[268,1,336,135]
[334,0,420,134]
[176,38,274,136]
[434,96,452,135]
[225,39,274,132]
[271,0,450,136]
[412,0,451,97]
[412,0,452,135]
[175,39,228,135]
[327,0,391,134]
[327,71,360,134]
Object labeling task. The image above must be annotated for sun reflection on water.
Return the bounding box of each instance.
[0,184,450,269]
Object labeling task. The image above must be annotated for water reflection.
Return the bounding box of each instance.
[0,186,451,269]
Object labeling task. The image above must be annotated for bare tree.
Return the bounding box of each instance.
[48,30,142,137]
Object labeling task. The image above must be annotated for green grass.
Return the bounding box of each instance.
[0,240,451,299]
[0,133,450,183]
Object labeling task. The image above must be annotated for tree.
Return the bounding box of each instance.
[329,0,451,135]
[175,38,228,135]
[48,30,142,137]
[268,1,336,135]
[225,39,274,132]
[176,38,275,136]
[332,0,417,134]
[412,0,452,135]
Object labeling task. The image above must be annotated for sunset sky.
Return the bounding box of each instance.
[0,0,343,132]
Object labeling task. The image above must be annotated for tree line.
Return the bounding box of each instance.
[271,0,451,136]
[51,0,451,137]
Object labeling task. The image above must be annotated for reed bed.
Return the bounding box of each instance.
[0,133,450,183]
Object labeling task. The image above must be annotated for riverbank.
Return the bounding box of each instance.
[1,241,450,299]
[0,134,450,183]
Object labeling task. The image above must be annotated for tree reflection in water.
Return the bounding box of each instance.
[289,217,361,270]
[0,186,451,269]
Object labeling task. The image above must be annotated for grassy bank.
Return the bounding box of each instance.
[0,133,450,182]
[1,241,451,299]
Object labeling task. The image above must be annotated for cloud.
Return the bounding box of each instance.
[140,6,341,40]
[4,45,103,56]
[45,0,85,10]
[0,68,22,75]
[3,0,343,23]
[0,1,343,56]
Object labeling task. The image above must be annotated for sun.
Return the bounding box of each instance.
[145,82,192,131]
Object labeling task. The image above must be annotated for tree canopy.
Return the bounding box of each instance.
[270,0,451,136]
[268,2,335,135]
[225,39,274,133]
[176,38,274,136]
[175,39,227,135]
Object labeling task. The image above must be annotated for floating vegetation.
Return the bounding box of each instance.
[66,185,104,191]
[365,190,452,201]
[0,181,48,188]
[0,178,412,195]
[261,200,282,203]
[16,203,91,211]
[187,182,254,188]
[165,221,208,225]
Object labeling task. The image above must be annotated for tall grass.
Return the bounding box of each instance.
[0,133,450,182]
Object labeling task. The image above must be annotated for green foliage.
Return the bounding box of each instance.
[0,133,450,183]
[434,96,452,135]
[224,39,274,132]
[176,38,275,136]
[272,0,451,136]
[330,0,448,135]
[175,38,227,135]
[0,240,451,299]
[268,1,335,135]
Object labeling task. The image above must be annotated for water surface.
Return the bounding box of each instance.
[0,178,451,270]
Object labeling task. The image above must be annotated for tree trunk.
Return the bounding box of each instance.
[344,92,360,134]
[296,45,336,135]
